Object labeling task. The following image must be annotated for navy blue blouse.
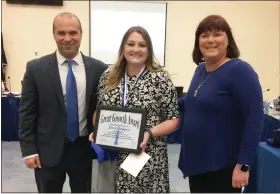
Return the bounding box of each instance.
[178,59,264,177]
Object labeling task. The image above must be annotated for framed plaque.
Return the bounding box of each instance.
[93,106,147,154]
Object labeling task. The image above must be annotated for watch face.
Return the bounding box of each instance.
[241,164,249,172]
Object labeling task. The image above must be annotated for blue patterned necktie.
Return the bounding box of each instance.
[66,60,79,142]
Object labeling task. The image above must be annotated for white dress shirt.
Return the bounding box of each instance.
[24,51,87,160]
[56,50,87,137]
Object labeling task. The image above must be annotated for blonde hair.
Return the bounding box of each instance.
[104,26,168,93]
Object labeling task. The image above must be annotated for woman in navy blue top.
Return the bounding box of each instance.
[178,15,264,193]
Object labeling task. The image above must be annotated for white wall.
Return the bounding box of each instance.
[89,1,166,66]
[165,1,280,99]
[2,1,279,99]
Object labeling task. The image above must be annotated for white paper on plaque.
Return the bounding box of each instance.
[96,110,142,150]
[120,152,151,178]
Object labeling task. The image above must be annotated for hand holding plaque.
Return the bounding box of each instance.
[93,106,147,154]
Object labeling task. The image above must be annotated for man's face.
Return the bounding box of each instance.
[53,16,82,59]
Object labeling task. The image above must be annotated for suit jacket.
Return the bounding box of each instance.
[19,52,107,167]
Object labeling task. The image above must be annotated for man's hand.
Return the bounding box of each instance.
[24,156,41,169]
[232,164,249,188]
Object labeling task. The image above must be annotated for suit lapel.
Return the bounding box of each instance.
[82,53,93,113]
[47,52,95,114]
[47,52,66,113]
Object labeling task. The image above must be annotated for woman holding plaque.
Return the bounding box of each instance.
[89,26,180,193]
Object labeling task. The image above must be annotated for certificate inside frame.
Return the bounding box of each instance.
[93,106,147,154]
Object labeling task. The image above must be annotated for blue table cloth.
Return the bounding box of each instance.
[245,142,280,193]
[1,96,20,141]
[1,95,181,144]
[260,114,280,141]
[2,95,278,146]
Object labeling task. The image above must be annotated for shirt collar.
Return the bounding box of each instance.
[56,50,83,66]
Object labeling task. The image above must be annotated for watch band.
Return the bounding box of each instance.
[146,129,153,138]
[240,164,250,172]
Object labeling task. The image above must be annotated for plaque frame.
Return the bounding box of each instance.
[93,106,147,154]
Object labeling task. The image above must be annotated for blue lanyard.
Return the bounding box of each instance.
[122,66,146,107]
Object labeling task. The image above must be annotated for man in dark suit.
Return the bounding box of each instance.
[18,12,107,193]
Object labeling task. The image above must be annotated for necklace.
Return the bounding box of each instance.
[193,63,221,97]
[193,70,211,97]
[122,66,146,107]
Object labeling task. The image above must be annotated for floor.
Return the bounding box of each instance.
[1,142,189,193]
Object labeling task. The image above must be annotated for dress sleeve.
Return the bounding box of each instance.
[230,61,264,165]
[158,72,180,120]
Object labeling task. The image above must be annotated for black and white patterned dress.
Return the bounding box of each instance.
[97,67,179,193]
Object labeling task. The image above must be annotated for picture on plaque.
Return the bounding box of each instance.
[93,106,147,154]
